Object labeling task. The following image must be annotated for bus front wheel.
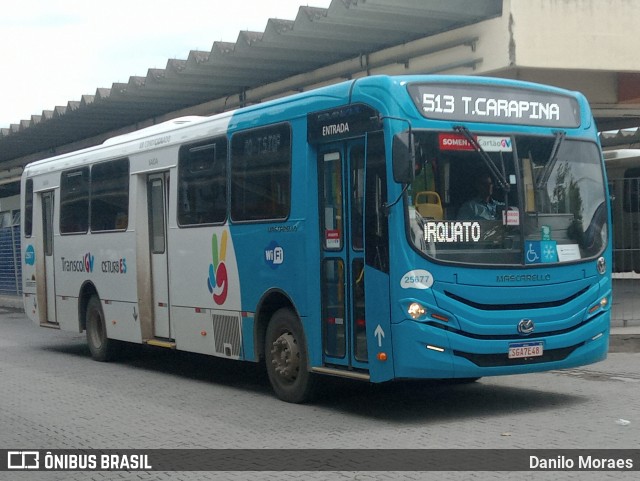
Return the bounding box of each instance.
[265,308,316,403]
[86,295,118,362]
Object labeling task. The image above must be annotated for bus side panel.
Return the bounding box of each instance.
[54,232,138,335]
[100,301,142,343]
[53,229,85,334]
[167,224,243,357]
[171,306,219,356]
[55,296,78,332]
[230,221,310,349]
[364,266,395,382]
[606,157,640,273]
[228,116,320,365]
[241,312,256,362]
[166,227,242,311]
[55,297,142,343]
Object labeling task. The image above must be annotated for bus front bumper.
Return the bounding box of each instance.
[390,313,609,380]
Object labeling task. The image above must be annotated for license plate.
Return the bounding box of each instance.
[508,341,544,359]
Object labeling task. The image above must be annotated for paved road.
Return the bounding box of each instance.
[1,307,639,480]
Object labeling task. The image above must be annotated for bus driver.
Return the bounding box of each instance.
[457,173,504,220]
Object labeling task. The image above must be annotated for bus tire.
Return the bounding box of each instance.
[265,307,316,403]
[86,295,117,362]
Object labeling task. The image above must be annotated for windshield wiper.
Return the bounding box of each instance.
[535,130,566,190]
[453,125,510,191]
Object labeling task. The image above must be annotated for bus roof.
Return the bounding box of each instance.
[23,74,592,179]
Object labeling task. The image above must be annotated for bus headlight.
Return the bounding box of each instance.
[408,302,426,319]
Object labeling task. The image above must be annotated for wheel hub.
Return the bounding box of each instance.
[270,332,300,382]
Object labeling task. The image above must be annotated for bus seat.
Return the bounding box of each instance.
[115,212,128,230]
[415,191,443,220]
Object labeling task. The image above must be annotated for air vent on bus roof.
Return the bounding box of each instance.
[102,116,205,146]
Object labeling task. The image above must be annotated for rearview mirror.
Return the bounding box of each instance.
[392,131,415,184]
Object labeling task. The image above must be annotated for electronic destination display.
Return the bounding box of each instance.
[408,83,581,128]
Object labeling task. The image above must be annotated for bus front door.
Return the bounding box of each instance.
[147,173,171,339]
[319,140,368,370]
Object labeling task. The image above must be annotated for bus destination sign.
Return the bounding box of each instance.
[408,83,581,128]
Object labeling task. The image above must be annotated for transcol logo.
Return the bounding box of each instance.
[61,253,94,272]
[83,253,94,272]
[207,231,228,305]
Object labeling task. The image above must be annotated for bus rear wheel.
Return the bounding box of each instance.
[265,308,315,403]
[86,295,118,362]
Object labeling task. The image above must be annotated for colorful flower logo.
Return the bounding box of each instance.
[207,231,228,305]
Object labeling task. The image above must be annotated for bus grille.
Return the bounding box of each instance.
[453,343,583,367]
[445,287,589,311]
[212,312,242,359]
[425,311,604,340]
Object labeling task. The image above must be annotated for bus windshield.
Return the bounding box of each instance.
[406,131,607,266]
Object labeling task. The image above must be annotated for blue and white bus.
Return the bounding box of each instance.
[604,149,640,272]
[21,75,611,402]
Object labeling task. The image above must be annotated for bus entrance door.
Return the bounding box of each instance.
[319,140,368,371]
[147,173,172,339]
[39,191,57,324]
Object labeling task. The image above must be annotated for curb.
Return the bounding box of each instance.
[609,328,640,353]
[0,296,23,311]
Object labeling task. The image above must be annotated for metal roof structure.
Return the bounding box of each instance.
[600,128,640,149]
[0,0,502,166]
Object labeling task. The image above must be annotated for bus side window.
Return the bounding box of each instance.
[60,167,89,234]
[178,137,228,226]
[91,158,130,232]
[231,123,291,222]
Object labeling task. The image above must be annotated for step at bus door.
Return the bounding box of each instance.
[319,140,368,370]
[147,173,171,339]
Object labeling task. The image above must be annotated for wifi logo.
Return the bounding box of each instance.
[207,231,228,305]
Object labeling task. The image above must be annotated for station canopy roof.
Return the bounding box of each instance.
[0,0,503,165]
[600,127,640,149]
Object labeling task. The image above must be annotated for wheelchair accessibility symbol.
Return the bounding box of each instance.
[526,243,540,263]
[525,240,558,265]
